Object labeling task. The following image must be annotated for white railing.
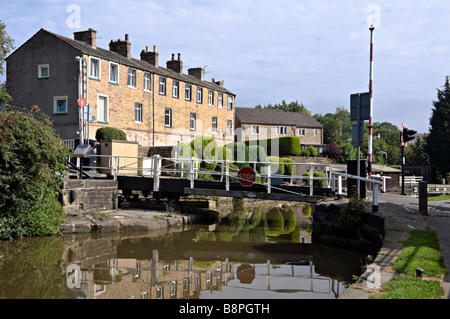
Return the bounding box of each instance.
[399,176,423,186]
[331,171,383,211]
[61,139,76,149]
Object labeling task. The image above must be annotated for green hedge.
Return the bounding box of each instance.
[280,157,296,176]
[95,127,127,142]
[303,171,326,188]
[225,142,249,168]
[244,136,301,156]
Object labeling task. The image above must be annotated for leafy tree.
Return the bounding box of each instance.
[406,135,429,165]
[0,20,14,76]
[425,77,450,177]
[0,107,69,238]
[314,107,352,146]
[255,100,311,114]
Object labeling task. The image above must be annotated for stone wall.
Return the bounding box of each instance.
[62,179,118,214]
[312,202,385,254]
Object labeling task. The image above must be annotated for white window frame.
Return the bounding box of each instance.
[165,108,172,127]
[208,90,214,106]
[190,113,196,131]
[314,129,318,136]
[277,126,287,135]
[172,80,179,98]
[38,64,49,78]
[143,73,151,91]
[135,103,143,124]
[97,94,109,123]
[197,88,203,103]
[218,93,223,108]
[299,128,306,136]
[159,77,166,95]
[227,96,233,110]
[89,57,101,80]
[227,120,232,135]
[109,62,119,84]
[185,84,192,101]
[252,125,259,135]
[127,68,136,88]
[212,116,218,133]
[53,96,68,114]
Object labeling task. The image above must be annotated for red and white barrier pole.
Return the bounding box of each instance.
[368,25,375,175]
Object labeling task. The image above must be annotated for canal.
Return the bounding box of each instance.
[0,200,370,299]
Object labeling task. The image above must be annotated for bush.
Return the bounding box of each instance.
[177,143,195,158]
[0,108,69,238]
[225,142,249,168]
[306,145,317,157]
[266,156,285,174]
[303,171,326,188]
[323,143,342,162]
[95,127,127,142]
[266,207,284,232]
[339,187,368,226]
[280,157,296,176]
[190,137,217,171]
[244,136,301,156]
[248,145,267,173]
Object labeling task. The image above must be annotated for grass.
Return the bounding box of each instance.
[428,194,450,202]
[373,229,447,299]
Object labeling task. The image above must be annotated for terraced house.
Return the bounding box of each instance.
[6,28,236,147]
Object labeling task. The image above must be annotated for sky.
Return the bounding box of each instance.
[1,0,450,134]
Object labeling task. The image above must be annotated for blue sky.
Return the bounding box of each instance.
[2,0,450,133]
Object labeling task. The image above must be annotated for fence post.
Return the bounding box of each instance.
[225,160,230,191]
[337,175,342,200]
[309,165,314,196]
[419,181,428,216]
[189,157,194,189]
[113,156,118,181]
[372,181,379,212]
[153,155,160,192]
[331,172,335,194]
[290,163,295,186]
[267,162,272,194]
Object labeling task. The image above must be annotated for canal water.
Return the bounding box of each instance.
[0,200,369,299]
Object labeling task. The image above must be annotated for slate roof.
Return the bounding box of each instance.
[11,28,235,96]
[235,107,323,128]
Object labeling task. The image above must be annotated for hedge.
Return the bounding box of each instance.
[244,136,301,156]
[225,142,249,168]
[95,127,127,142]
[302,171,326,188]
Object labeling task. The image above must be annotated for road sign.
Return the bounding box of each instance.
[238,166,256,187]
[78,98,86,108]
[350,92,370,121]
[352,120,364,147]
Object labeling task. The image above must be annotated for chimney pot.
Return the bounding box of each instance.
[125,34,129,41]
[146,46,149,52]
[178,53,181,61]
[172,53,175,61]
[153,45,156,52]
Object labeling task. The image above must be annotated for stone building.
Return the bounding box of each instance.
[234,107,325,153]
[6,28,236,147]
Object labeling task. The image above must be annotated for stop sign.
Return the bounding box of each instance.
[238,166,256,187]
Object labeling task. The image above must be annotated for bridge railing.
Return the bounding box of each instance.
[330,171,383,212]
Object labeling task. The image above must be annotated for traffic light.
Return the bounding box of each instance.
[402,127,417,145]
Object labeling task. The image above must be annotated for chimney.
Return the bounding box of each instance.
[166,52,183,74]
[188,67,204,81]
[109,34,131,58]
[140,45,159,66]
[212,78,224,86]
[73,28,97,47]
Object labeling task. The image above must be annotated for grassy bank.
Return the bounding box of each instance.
[373,229,447,299]
[428,194,450,202]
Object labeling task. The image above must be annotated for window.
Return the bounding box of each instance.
[143,73,151,91]
[252,125,259,134]
[38,64,49,78]
[208,90,214,106]
[190,113,196,131]
[185,84,192,101]
[277,126,287,135]
[212,117,218,133]
[159,77,166,95]
[135,103,143,123]
[127,69,136,88]
[227,120,232,135]
[90,57,100,80]
[172,80,179,98]
[165,108,172,127]
[109,62,119,84]
[53,96,67,114]
[218,93,223,108]
[227,96,233,110]
[97,95,108,123]
[314,129,318,136]
[197,88,203,103]
[299,128,306,136]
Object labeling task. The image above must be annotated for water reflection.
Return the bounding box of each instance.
[0,200,367,299]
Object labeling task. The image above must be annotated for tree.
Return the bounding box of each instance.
[255,100,311,114]
[0,20,15,76]
[406,135,429,165]
[425,76,450,178]
[0,107,69,238]
[314,107,352,146]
